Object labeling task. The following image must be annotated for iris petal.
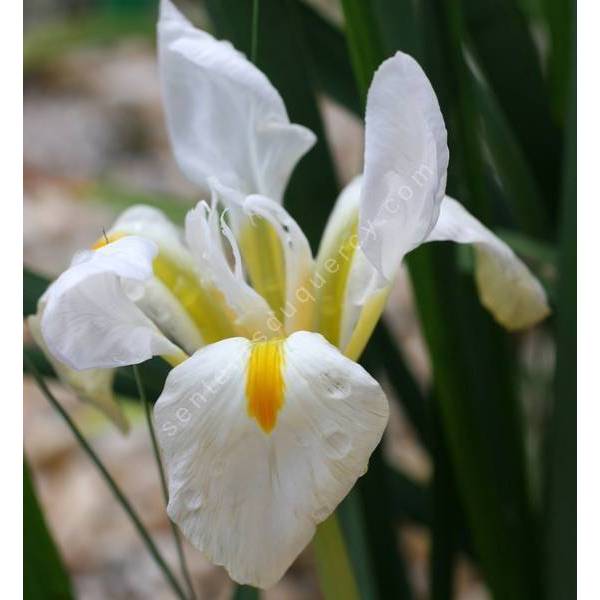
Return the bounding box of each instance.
[154,331,388,588]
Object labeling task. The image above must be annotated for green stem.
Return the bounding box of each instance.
[24,352,187,600]
[133,365,196,600]
[250,0,260,64]
[313,514,360,600]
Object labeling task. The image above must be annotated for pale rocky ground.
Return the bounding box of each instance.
[24,7,491,599]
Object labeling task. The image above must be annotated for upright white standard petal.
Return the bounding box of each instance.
[154,332,388,588]
[41,236,184,370]
[426,197,551,329]
[360,51,449,281]
[158,0,316,202]
[28,308,128,433]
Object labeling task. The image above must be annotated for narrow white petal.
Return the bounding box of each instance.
[360,52,448,281]
[123,276,203,355]
[316,175,362,269]
[426,196,551,329]
[158,0,315,202]
[154,332,388,588]
[41,236,183,370]
[339,248,387,352]
[28,309,128,433]
[314,176,388,357]
[185,200,276,338]
[243,195,314,333]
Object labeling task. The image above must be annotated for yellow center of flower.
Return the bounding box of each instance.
[239,216,286,325]
[316,216,359,346]
[245,339,285,434]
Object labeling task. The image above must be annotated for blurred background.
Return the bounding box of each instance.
[23,0,575,599]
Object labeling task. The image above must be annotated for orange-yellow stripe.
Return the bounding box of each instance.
[246,339,285,434]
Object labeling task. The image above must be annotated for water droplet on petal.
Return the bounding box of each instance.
[319,372,351,399]
[185,491,203,511]
[295,432,311,448]
[312,505,332,523]
[125,281,145,303]
[325,430,351,458]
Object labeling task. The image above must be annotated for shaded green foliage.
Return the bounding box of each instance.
[24,460,73,600]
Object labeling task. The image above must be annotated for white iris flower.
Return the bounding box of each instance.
[34,0,550,588]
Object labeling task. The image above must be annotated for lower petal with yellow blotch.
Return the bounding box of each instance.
[154,332,388,588]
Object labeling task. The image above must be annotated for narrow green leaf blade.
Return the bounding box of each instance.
[231,585,258,600]
[340,2,543,598]
[24,267,49,317]
[293,1,361,114]
[462,0,563,218]
[355,446,413,599]
[540,0,574,124]
[544,39,575,600]
[24,459,73,600]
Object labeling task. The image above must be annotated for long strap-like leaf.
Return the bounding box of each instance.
[340,1,542,599]
[24,459,73,600]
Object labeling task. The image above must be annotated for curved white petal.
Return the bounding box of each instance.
[28,308,128,433]
[314,177,387,357]
[110,204,190,265]
[426,196,551,330]
[316,175,362,269]
[339,248,388,352]
[41,236,184,370]
[104,205,204,352]
[158,0,316,202]
[154,332,388,588]
[123,276,204,355]
[243,195,314,333]
[185,200,277,339]
[360,51,448,281]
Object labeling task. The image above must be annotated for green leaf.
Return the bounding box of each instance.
[370,0,422,57]
[543,38,575,600]
[387,468,431,527]
[24,267,50,317]
[461,0,563,221]
[540,0,574,124]
[371,323,430,449]
[339,0,385,103]
[293,1,361,114]
[24,459,73,600]
[470,58,550,239]
[429,407,460,600]
[355,446,413,599]
[335,490,380,600]
[357,342,422,599]
[340,2,543,598]
[231,585,259,600]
